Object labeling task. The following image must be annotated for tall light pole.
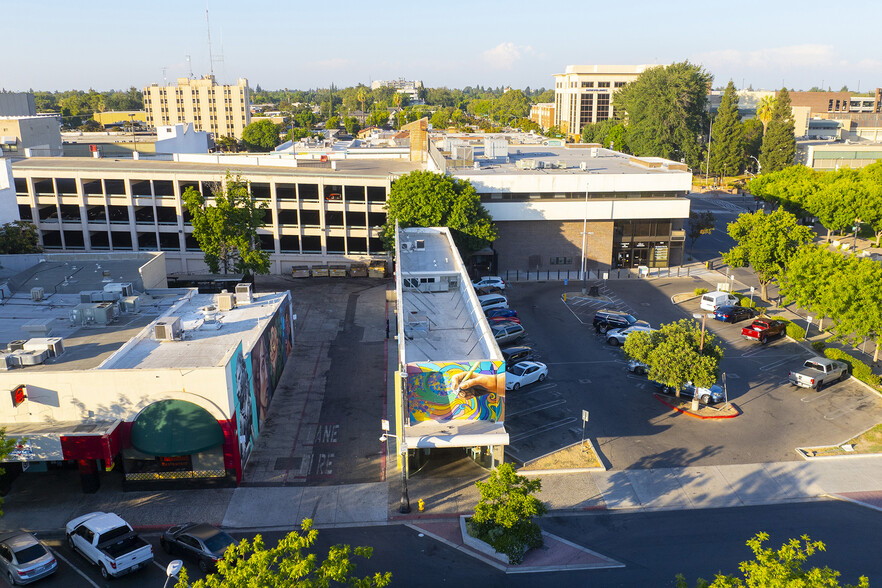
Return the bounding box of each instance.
[128,113,137,154]
[381,419,411,514]
[580,188,589,294]
[693,312,713,352]
[748,155,761,175]
[705,117,713,186]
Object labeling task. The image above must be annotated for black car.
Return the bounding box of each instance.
[593,309,648,334]
[160,523,235,573]
[713,305,757,323]
[501,345,533,364]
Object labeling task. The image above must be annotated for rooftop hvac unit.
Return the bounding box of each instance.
[23,337,65,358]
[235,283,253,305]
[104,282,134,297]
[0,354,11,371]
[216,291,236,311]
[580,161,588,171]
[92,303,115,325]
[6,340,26,352]
[30,287,44,302]
[557,160,567,169]
[154,316,183,341]
[18,349,49,366]
[121,296,140,313]
[590,147,598,158]
[80,290,103,303]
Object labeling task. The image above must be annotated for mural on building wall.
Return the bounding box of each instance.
[406,360,504,424]
[229,342,257,470]
[249,297,294,427]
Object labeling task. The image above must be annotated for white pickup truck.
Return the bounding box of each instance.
[788,357,849,390]
[66,512,153,579]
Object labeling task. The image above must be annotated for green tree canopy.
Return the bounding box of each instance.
[709,81,745,177]
[471,463,547,565]
[742,118,763,168]
[623,319,722,392]
[182,173,270,275]
[174,519,391,588]
[722,209,814,300]
[0,221,41,254]
[382,171,497,255]
[241,119,281,152]
[614,61,713,168]
[676,532,869,588]
[759,88,796,173]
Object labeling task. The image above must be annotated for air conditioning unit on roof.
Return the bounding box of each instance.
[154,317,183,341]
[31,287,44,302]
[216,291,236,311]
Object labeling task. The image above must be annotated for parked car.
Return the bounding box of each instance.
[593,309,649,334]
[492,322,525,345]
[655,381,725,404]
[0,532,57,585]
[627,359,649,375]
[489,315,521,324]
[160,523,236,573]
[473,276,506,291]
[741,319,786,344]
[485,308,517,320]
[606,325,654,346]
[66,512,153,580]
[505,361,548,390]
[713,305,757,323]
[477,293,508,312]
[788,357,848,390]
[501,346,533,365]
[700,291,739,312]
[475,285,504,296]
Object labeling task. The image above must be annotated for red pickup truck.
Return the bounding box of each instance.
[741,319,786,344]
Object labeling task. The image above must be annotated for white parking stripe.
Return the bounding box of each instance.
[825,399,870,420]
[506,399,567,418]
[509,417,578,442]
[52,550,101,588]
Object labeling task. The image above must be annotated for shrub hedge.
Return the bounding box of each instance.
[768,315,806,340]
[694,287,708,296]
[811,340,826,352]
[823,348,882,387]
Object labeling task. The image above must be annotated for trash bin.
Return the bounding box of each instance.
[588,286,599,297]
[706,260,714,270]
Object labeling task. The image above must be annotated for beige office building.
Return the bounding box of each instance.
[143,76,251,140]
[553,65,650,138]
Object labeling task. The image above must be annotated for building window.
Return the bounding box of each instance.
[581,81,595,88]
[580,94,594,127]
[596,94,610,120]
[614,81,626,88]
[598,81,610,88]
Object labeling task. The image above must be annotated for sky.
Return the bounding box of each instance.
[3,0,881,94]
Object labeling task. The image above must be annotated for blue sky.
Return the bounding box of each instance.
[3,0,881,93]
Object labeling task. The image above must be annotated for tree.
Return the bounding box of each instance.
[709,81,745,177]
[182,173,270,275]
[79,119,104,132]
[0,221,41,254]
[756,95,776,135]
[780,245,844,332]
[241,119,281,152]
[382,171,497,255]
[326,116,340,130]
[722,209,814,301]
[806,168,862,240]
[623,319,723,395]
[356,87,368,124]
[470,463,547,565]
[0,429,16,517]
[759,89,796,173]
[856,162,882,246]
[214,136,240,153]
[686,211,716,256]
[430,108,451,129]
[742,119,764,169]
[675,532,869,588]
[174,518,391,588]
[614,61,712,169]
[746,165,821,218]
[392,93,403,130]
[343,116,360,135]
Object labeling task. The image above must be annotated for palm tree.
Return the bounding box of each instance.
[356,88,367,126]
[757,95,776,136]
[393,93,402,130]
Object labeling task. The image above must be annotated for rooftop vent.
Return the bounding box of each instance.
[154,316,183,341]
[30,287,44,302]
[216,290,236,311]
[235,283,253,305]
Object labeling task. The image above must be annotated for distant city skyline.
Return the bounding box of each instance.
[4,0,881,94]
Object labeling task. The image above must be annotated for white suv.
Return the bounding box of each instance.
[473,276,506,291]
[606,325,654,346]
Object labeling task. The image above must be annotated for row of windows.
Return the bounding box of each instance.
[480,191,683,201]
[39,230,384,255]
[16,178,387,202]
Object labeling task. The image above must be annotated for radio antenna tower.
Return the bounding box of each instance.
[205,8,224,79]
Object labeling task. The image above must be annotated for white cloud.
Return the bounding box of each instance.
[481,42,533,70]
[694,44,835,70]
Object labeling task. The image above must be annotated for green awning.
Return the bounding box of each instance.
[130,400,224,457]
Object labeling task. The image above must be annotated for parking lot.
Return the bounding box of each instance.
[500,279,882,469]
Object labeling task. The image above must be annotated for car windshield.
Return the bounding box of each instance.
[508,365,527,376]
[99,526,130,544]
[14,544,46,564]
[623,314,637,324]
[204,532,235,554]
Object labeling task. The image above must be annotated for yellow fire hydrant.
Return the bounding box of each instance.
[418,499,425,512]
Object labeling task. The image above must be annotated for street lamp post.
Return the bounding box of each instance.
[381,420,411,514]
[580,188,589,294]
[693,312,714,352]
[748,155,761,175]
[163,560,183,588]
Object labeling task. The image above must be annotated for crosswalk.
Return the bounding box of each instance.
[695,197,750,214]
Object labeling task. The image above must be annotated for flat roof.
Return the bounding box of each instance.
[447,145,688,177]
[12,155,421,179]
[104,290,288,370]
[397,227,498,364]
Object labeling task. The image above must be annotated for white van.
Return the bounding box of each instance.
[700,291,739,312]
[477,293,508,311]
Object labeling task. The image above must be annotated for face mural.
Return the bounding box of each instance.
[250,299,294,426]
[229,343,256,470]
[406,360,505,424]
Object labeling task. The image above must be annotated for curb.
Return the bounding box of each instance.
[653,394,741,419]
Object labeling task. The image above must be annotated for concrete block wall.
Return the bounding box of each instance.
[493,220,613,273]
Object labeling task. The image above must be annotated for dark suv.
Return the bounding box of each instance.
[593,309,648,334]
